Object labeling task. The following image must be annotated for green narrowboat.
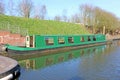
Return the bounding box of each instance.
[5,34,106,54]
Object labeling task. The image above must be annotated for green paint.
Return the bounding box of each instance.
[6,34,106,51]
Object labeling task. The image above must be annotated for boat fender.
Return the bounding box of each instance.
[0,74,13,80]
[12,70,21,79]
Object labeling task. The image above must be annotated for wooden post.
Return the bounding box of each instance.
[92,26,95,34]
[103,26,105,34]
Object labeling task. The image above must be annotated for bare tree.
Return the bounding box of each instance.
[40,5,47,20]
[34,6,40,19]
[71,14,81,23]
[0,0,5,14]
[79,4,119,34]
[18,0,33,18]
[54,15,61,21]
[34,5,47,20]
[79,4,94,26]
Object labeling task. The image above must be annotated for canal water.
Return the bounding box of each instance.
[13,41,120,80]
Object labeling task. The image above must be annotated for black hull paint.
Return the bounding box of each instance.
[0,64,20,79]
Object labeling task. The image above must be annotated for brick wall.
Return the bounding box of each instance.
[0,31,26,46]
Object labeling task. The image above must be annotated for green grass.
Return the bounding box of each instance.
[0,15,89,35]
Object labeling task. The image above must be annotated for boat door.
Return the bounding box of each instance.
[26,35,35,48]
[26,36,30,47]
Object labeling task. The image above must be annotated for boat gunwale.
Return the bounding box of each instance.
[6,40,106,51]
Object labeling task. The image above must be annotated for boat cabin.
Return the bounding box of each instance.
[25,34,106,48]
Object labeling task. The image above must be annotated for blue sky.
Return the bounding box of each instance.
[4,0,120,18]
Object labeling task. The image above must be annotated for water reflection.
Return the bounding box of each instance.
[16,40,120,80]
[19,45,106,70]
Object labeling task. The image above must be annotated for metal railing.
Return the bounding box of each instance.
[0,22,28,36]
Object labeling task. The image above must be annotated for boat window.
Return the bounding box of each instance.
[45,37,54,45]
[93,36,96,41]
[81,49,84,56]
[93,48,96,52]
[68,37,74,43]
[58,37,65,44]
[68,53,73,59]
[26,37,29,41]
[46,58,53,65]
[58,56,64,62]
[88,36,91,41]
[81,36,84,42]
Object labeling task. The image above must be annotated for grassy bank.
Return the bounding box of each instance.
[0,15,89,35]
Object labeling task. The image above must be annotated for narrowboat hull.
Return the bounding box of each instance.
[6,41,107,54]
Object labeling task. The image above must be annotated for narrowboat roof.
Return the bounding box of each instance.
[28,34,104,36]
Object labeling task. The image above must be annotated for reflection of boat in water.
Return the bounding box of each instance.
[6,34,106,54]
[19,45,106,70]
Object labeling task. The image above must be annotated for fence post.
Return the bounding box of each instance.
[7,22,10,31]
